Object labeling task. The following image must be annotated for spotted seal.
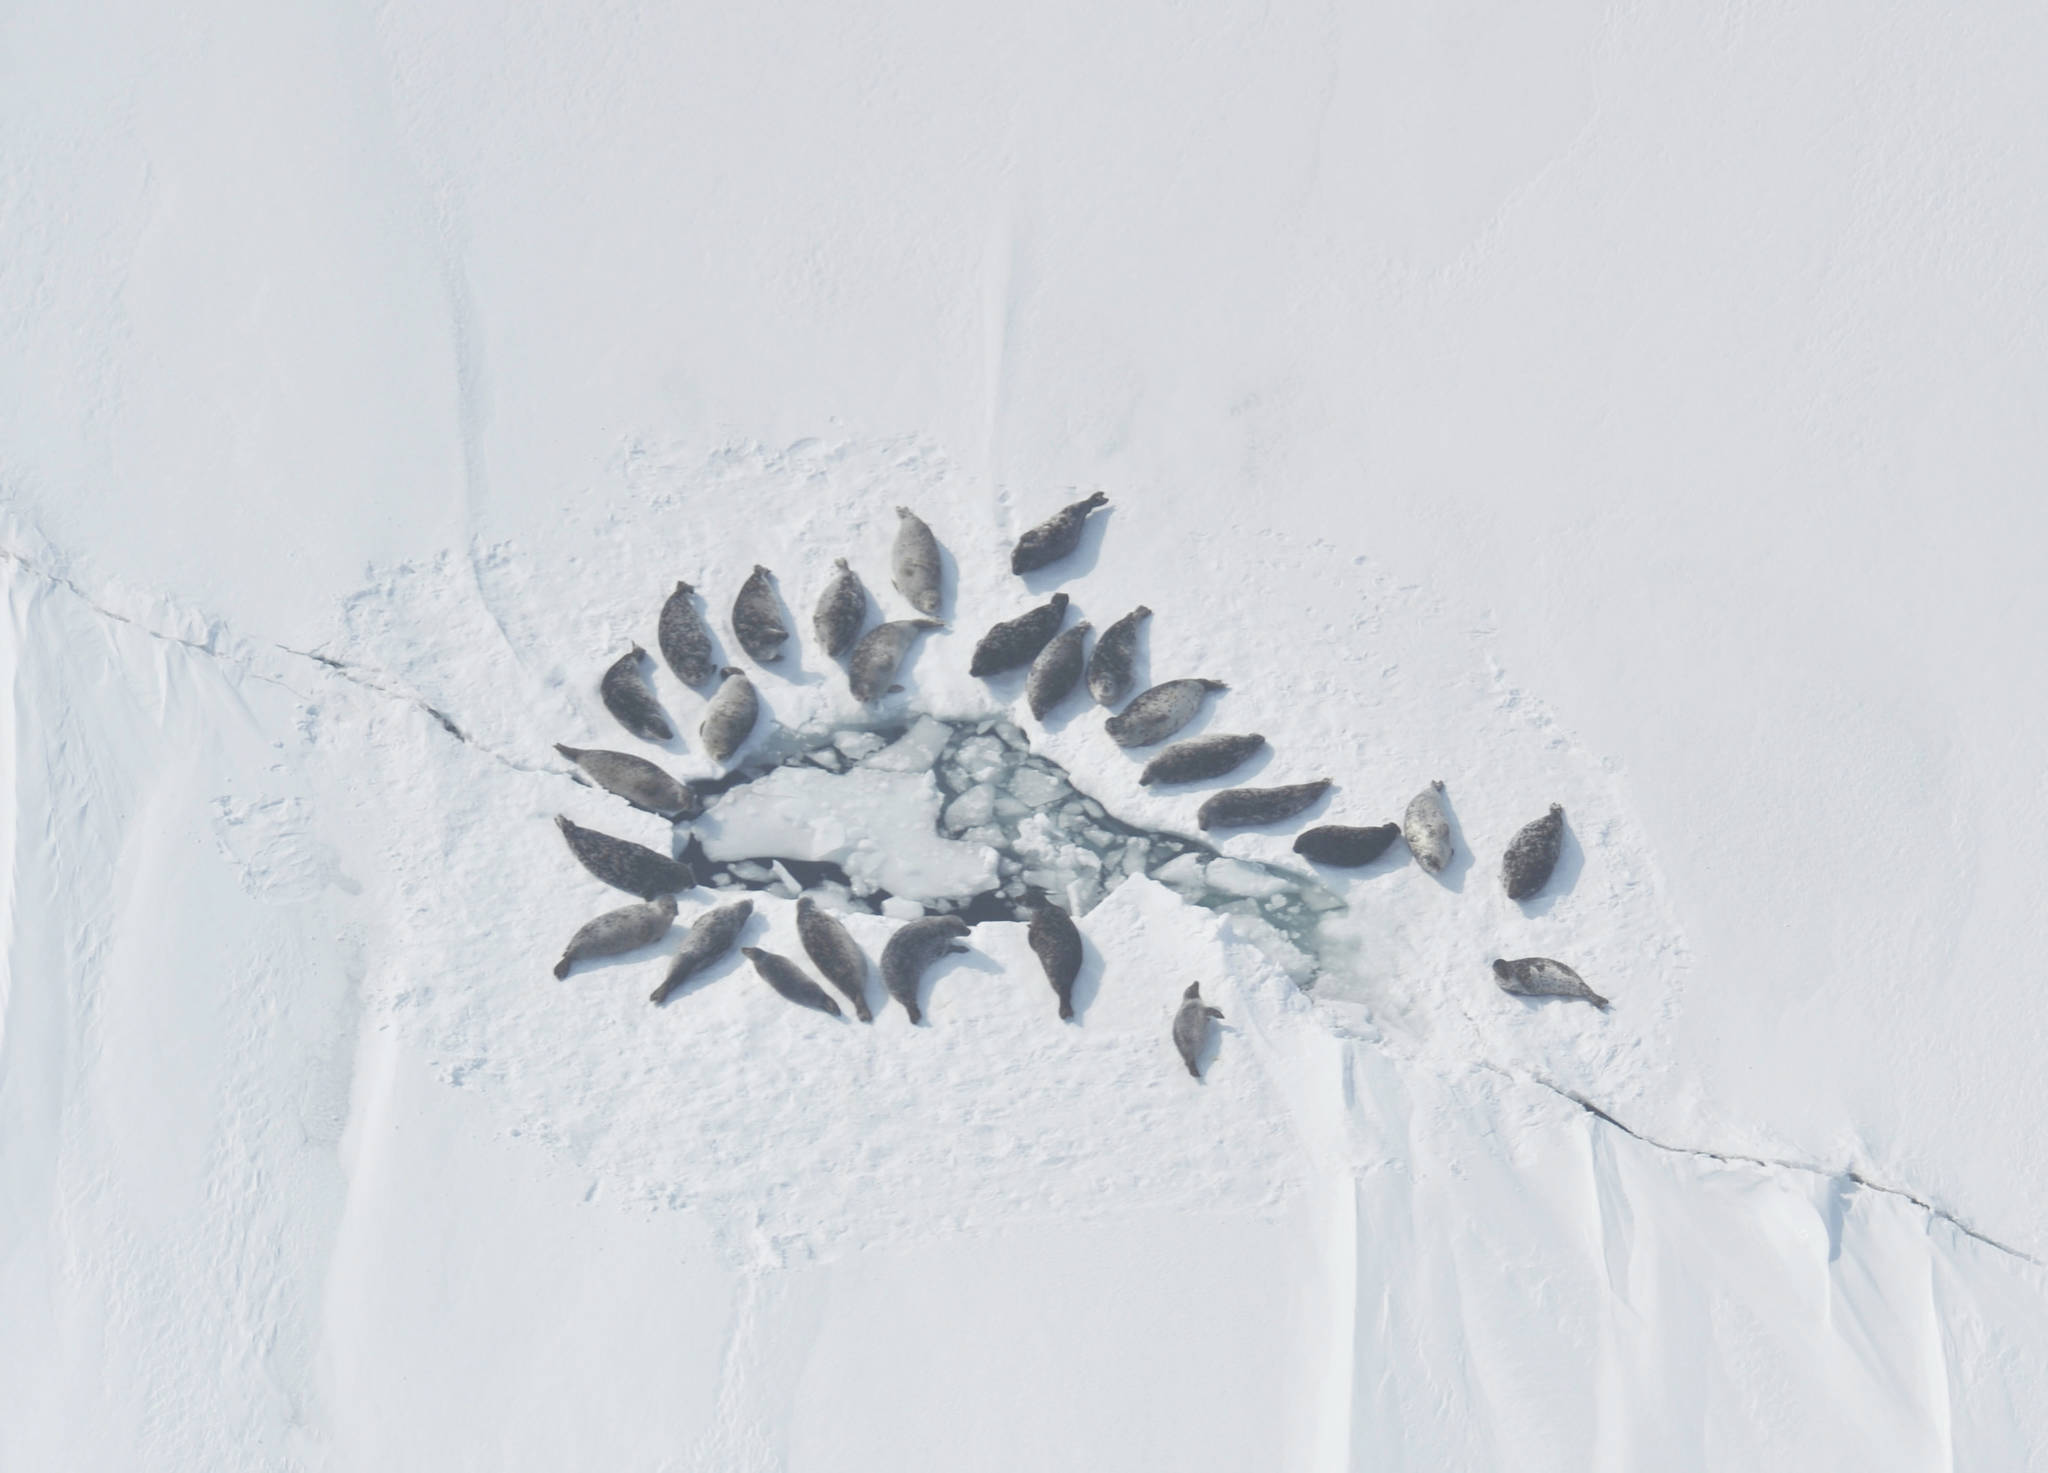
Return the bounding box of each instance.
[1011,491,1109,574]
[1025,621,1091,719]
[743,947,844,1017]
[555,815,695,899]
[848,619,943,701]
[1492,956,1608,1009]
[1292,823,1400,867]
[880,915,971,1024]
[969,592,1069,677]
[599,646,673,742]
[554,894,678,979]
[1137,732,1264,786]
[700,667,759,762]
[1027,902,1084,1020]
[649,899,754,1005]
[1501,804,1566,900]
[891,506,944,616]
[1086,606,1151,708]
[1195,779,1331,831]
[1402,781,1453,874]
[796,895,873,1022]
[1172,982,1224,1079]
[1104,678,1226,748]
[554,744,701,818]
[658,582,716,687]
[813,558,868,658]
[731,565,790,663]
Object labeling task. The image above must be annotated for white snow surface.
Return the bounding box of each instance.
[6,3,2048,1469]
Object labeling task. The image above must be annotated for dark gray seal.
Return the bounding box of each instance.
[891,506,944,616]
[743,947,844,1017]
[1502,804,1566,900]
[969,593,1068,678]
[1104,678,1226,748]
[700,667,759,762]
[1196,780,1332,831]
[813,558,867,658]
[649,899,754,1004]
[658,582,716,688]
[554,894,678,979]
[599,646,673,742]
[1492,956,1608,1009]
[1293,823,1400,867]
[731,565,790,663]
[1025,621,1090,719]
[1172,982,1224,1079]
[848,618,943,701]
[1027,902,1083,1020]
[797,895,873,1022]
[1087,606,1150,707]
[1137,732,1264,786]
[554,744,701,818]
[1011,491,1109,574]
[556,814,695,899]
[1402,781,1453,874]
[880,915,971,1024]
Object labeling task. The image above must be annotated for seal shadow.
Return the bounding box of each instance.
[934,538,964,625]
[1187,1013,1228,1082]
[1064,931,1106,1022]
[1018,503,1113,594]
[1429,787,1477,895]
[1514,820,1584,918]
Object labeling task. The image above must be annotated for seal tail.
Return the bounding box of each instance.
[1058,998,1074,1021]
[1185,1058,1202,1079]
[854,1001,874,1024]
[1590,993,1612,1011]
[905,1001,923,1025]
[649,978,677,1006]
[554,956,573,980]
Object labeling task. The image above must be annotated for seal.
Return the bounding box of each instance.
[1172,982,1224,1079]
[892,506,944,616]
[1104,678,1227,748]
[797,894,873,1021]
[812,558,868,658]
[700,667,759,762]
[554,744,701,818]
[659,581,716,688]
[1027,901,1084,1019]
[1137,732,1264,786]
[1501,804,1566,900]
[880,915,971,1024]
[554,894,678,979]
[1492,956,1608,1009]
[649,898,754,1004]
[1196,779,1332,831]
[732,565,790,663]
[1402,781,1453,874]
[1025,621,1091,719]
[1011,491,1109,574]
[848,618,943,701]
[743,946,844,1017]
[1086,606,1151,708]
[599,645,673,742]
[969,592,1069,678]
[1292,823,1401,867]
[556,814,695,899]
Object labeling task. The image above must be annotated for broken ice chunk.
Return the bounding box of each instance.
[943,785,996,832]
[1008,766,1070,809]
[1205,858,1292,898]
[833,730,886,759]
[1151,853,1208,893]
[881,897,925,919]
[862,716,954,772]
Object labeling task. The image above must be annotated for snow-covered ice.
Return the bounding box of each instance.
[6,3,2048,1469]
